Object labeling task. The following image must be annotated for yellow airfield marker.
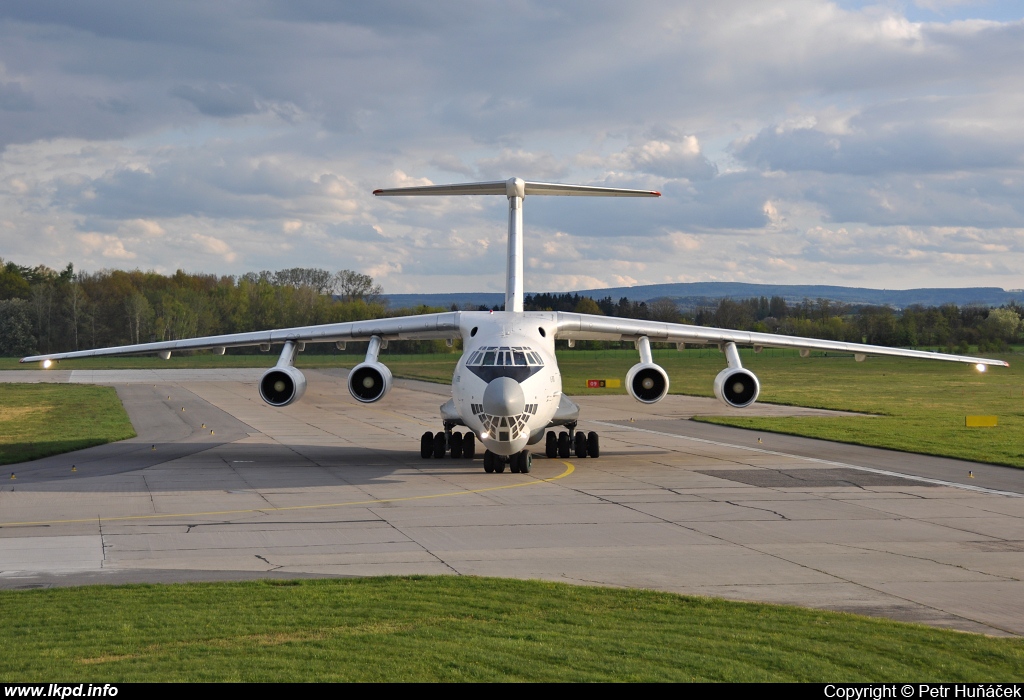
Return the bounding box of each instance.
[965,415,998,427]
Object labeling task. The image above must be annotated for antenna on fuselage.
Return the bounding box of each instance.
[373,178,660,313]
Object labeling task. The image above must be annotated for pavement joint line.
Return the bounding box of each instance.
[591,420,1024,498]
[0,462,576,528]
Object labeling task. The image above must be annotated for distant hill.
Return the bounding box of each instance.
[384,283,1024,311]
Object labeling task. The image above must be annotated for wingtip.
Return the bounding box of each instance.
[652,191,662,197]
[372,189,383,196]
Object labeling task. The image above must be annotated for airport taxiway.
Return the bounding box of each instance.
[1,368,1023,637]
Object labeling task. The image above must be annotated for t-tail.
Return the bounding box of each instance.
[373,178,660,312]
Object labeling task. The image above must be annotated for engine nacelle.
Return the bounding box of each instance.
[713,368,760,408]
[626,362,670,404]
[259,366,307,407]
[347,361,393,403]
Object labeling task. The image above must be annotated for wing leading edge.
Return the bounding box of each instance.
[21,312,462,364]
[555,312,1009,367]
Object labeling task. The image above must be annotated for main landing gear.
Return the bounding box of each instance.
[420,426,476,460]
[418,422,600,473]
[545,425,600,459]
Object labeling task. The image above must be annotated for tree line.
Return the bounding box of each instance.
[0,260,431,356]
[0,258,1019,356]
[523,292,1022,353]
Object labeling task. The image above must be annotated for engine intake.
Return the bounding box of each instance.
[626,362,670,404]
[713,368,760,408]
[347,361,393,403]
[259,366,307,407]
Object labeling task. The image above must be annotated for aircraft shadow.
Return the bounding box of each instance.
[1,440,588,493]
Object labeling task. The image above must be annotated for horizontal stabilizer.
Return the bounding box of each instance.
[374,177,659,198]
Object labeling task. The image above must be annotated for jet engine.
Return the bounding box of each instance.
[713,368,760,408]
[626,362,670,404]
[259,366,307,407]
[347,361,393,403]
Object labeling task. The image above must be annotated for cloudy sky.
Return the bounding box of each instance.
[1,1,1023,295]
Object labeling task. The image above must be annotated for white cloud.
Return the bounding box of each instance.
[191,233,236,263]
[77,232,136,260]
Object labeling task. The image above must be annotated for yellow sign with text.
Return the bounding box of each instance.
[586,379,621,389]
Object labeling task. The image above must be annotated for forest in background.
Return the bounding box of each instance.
[0,258,1020,357]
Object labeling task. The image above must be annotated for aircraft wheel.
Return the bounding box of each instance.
[450,431,463,459]
[420,431,434,458]
[574,431,588,458]
[557,432,570,458]
[494,459,506,474]
[433,432,447,459]
[545,431,557,458]
[520,451,532,474]
[462,432,476,459]
[509,455,521,473]
[587,431,600,459]
[483,450,495,473]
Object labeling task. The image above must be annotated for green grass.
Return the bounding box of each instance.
[690,350,1024,468]
[1,576,1021,682]
[0,384,136,465]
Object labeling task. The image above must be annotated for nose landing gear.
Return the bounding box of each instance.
[483,449,532,474]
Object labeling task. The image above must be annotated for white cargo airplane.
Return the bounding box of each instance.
[23,177,1009,474]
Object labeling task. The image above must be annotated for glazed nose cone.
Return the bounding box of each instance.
[482,376,526,416]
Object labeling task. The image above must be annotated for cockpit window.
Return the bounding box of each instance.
[467,346,544,367]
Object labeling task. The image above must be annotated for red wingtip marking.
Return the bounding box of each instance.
[372,189,383,195]
[652,191,662,197]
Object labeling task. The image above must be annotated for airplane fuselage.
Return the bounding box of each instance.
[450,311,562,456]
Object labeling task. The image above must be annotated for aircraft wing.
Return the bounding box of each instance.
[554,312,1009,367]
[20,312,463,364]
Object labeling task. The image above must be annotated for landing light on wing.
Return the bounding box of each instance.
[976,363,987,373]
[42,359,51,369]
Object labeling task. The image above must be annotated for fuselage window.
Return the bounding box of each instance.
[482,351,496,365]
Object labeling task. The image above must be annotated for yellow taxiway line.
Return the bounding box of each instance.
[0,461,576,528]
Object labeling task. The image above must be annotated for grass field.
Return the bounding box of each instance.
[1,576,1022,682]
[0,384,136,466]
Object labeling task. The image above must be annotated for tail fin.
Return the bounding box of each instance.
[374,178,660,312]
